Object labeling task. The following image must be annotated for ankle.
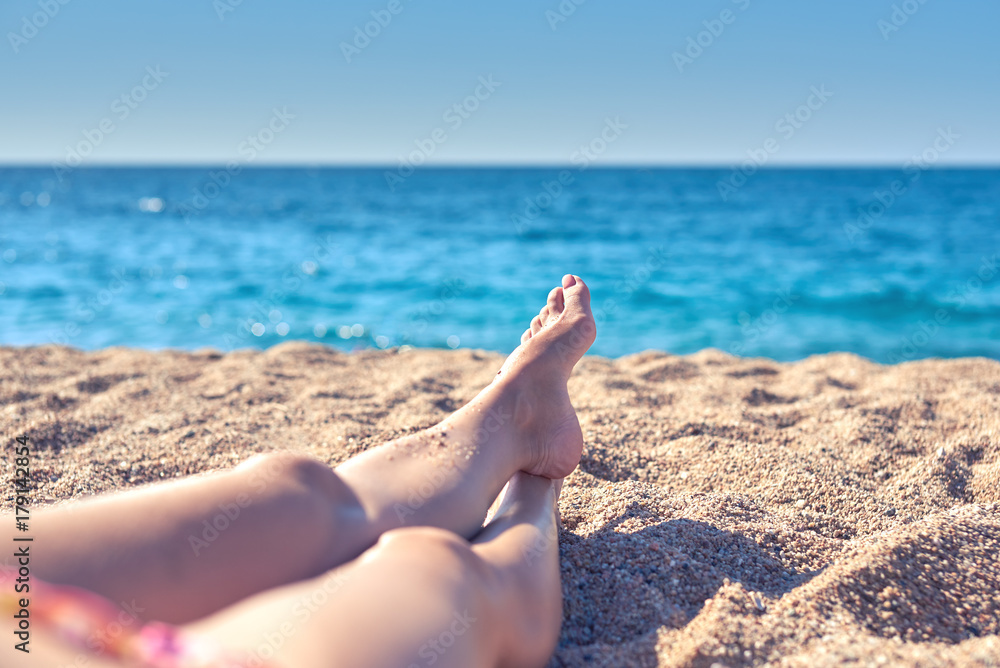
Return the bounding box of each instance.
[499,472,558,514]
[476,376,541,472]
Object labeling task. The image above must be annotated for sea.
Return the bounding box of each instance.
[1,166,997,363]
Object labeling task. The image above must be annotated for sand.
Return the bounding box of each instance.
[1,343,998,667]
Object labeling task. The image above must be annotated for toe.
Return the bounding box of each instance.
[530,315,544,335]
[561,275,590,315]
[521,328,532,344]
[546,286,565,315]
[539,305,550,323]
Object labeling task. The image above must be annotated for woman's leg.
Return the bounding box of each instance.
[27,275,594,624]
[184,472,564,668]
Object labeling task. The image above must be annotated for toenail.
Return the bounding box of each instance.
[562,274,577,288]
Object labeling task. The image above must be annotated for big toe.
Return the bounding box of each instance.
[560,274,591,320]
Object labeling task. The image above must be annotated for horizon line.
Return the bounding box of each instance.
[1,162,999,170]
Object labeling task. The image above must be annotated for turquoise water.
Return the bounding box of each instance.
[0,167,997,362]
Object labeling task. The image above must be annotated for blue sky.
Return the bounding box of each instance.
[1,0,997,165]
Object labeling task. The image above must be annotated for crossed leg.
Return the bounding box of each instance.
[16,275,594,666]
[184,472,564,667]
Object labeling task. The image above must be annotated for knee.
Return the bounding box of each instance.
[373,528,484,572]
[234,451,355,527]
[375,525,465,551]
[371,527,502,599]
[371,528,560,666]
[373,528,503,635]
[237,451,342,495]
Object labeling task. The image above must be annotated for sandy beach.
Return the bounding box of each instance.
[1,343,998,667]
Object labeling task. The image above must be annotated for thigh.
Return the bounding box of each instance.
[185,527,506,668]
[29,452,355,624]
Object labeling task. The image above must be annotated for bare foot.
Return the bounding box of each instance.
[444,274,596,479]
[332,277,594,549]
